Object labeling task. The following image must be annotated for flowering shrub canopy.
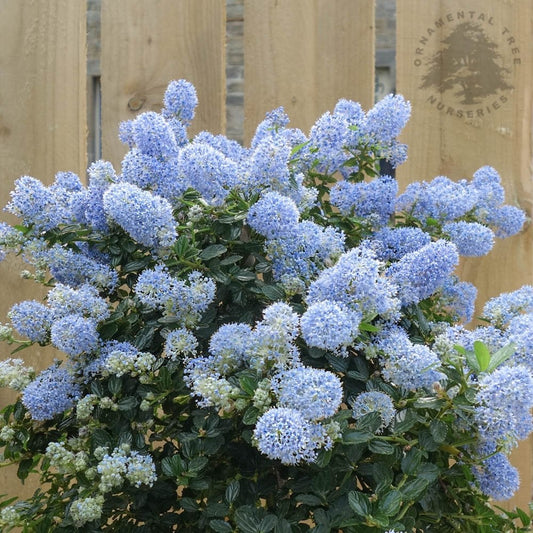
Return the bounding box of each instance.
[0,79,532,532]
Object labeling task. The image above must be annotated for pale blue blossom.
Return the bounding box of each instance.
[300,300,361,353]
[22,365,81,421]
[271,367,343,421]
[9,300,52,343]
[103,182,177,251]
[254,407,330,465]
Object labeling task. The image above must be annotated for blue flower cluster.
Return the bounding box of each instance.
[442,221,494,257]
[439,276,478,323]
[271,367,343,421]
[395,167,524,246]
[300,300,361,354]
[369,226,431,262]
[473,449,520,501]
[307,246,399,319]
[9,300,52,343]
[482,286,533,328]
[103,182,177,251]
[184,303,343,464]
[330,176,398,227]
[386,240,459,305]
[134,266,215,326]
[177,143,238,206]
[43,244,118,291]
[475,365,533,448]
[50,315,99,357]
[253,407,329,465]
[375,325,445,390]
[22,365,81,420]
[306,93,410,176]
[5,174,77,231]
[351,391,396,432]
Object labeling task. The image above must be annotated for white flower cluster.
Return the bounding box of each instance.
[0,358,33,390]
[103,350,156,380]
[97,445,156,493]
[69,494,104,527]
[45,442,88,474]
[0,505,21,528]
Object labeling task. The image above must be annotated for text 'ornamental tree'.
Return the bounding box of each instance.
[0,80,532,532]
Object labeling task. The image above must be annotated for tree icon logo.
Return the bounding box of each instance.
[419,22,513,105]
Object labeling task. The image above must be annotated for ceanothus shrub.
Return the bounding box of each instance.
[0,79,531,532]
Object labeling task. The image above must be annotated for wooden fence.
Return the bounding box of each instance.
[0,0,531,510]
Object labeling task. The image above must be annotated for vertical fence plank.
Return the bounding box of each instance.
[243,0,375,143]
[0,0,87,498]
[101,0,226,169]
[396,1,533,509]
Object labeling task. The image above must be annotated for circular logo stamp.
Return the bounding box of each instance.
[413,10,521,119]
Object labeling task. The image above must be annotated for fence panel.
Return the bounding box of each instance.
[0,0,87,498]
[100,0,226,169]
[396,0,533,508]
[243,0,375,143]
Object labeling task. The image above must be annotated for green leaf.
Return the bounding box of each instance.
[180,497,199,512]
[343,430,373,444]
[17,456,38,481]
[295,494,323,506]
[393,409,417,434]
[413,397,445,410]
[464,349,480,372]
[486,342,515,372]
[123,258,152,273]
[401,478,429,500]
[356,412,382,433]
[133,326,155,350]
[259,515,278,532]
[358,322,379,333]
[234,506,261,533]
[200,244,227,261]
[225,480,240,504]
[274,519,292,533]
[239,375,258,396]
[91,428,112,449]
[260,284,285,301]
[417,463,440,482]
[348,491,371,518]
[368,439,395,455]
[254,262,271,274]
[515,507,531,527]
[378,490,402,517]
[308,347,327,359]
[242,406,260,425]
[161,455,185,477]
[473,340,491,372]
[346,370,368,382]
[235,270,257,282]
[401,448,422,476]
[315,448,332,468]
[209,519,233,532]
[91,381,105,397]
[98,321,119,340]
[107,376,122,395]
[313,508,329,526]
[419,429,439,452]
[118,396,138,411]
[373,463,394,496]
[188,456,208,473]
[220,254,243,265]
[429,419,448,443]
